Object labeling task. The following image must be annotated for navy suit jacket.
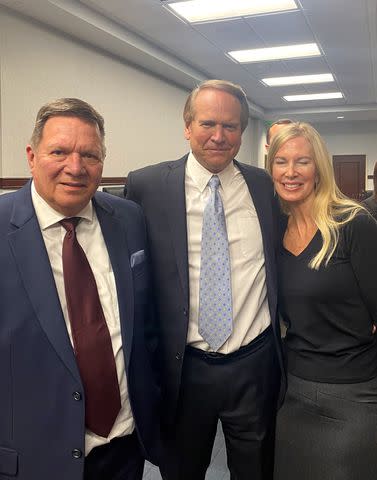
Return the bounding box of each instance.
[127,155,286,424]
[0,182,160,479]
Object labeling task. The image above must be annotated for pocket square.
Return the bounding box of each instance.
[130,249,145,268]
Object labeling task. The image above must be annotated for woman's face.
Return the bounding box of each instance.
[271,136,317,208]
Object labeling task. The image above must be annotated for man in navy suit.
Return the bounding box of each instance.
[0,98,159,479]
[127,80,285,480]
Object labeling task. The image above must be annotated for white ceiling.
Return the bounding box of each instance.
[1,0,377,122]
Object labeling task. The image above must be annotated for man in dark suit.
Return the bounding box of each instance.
[127,80,285,480]
[0,98,160,480]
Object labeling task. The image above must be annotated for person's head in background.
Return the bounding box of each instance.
[373,161,377,198]
[265,119,293,151]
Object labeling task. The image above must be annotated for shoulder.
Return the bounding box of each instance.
[362,194,376,204]
[0,189,24,220]
[94,190,143,219]
[0,190,18,210]
[362,195,377,210]
[128,155,187,183]
[341,210,377,242]
[235,160,272,184]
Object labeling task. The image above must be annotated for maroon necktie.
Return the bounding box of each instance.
[61,217,121,437]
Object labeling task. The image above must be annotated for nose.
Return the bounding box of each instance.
[210,125,225,143]
[285,162,297,178]
[65,153,86,175]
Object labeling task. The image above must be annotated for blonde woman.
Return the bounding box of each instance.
[267,122,377,480]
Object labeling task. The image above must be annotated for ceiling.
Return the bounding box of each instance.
[1,0,377,123]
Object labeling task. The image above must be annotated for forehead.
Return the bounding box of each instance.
[277,136,313,155]
[193,89,241,119]
[40,116,101,144]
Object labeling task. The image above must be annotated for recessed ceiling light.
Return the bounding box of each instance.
[167,0,298,23]
[337,115,344,119]
[262,73,334,86]
[284,92,344,101]
[229,43,320,63]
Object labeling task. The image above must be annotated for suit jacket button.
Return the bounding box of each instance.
[72,449,82,459]
[72,391,82,401]
[175,352,182,360]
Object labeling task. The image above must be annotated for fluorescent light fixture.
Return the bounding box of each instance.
[229,43,320,63]
[168,0,298,23]
[262,73,334,86]
[284,92,344,101]
[337,116,345,119]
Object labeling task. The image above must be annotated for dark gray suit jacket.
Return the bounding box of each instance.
[127,155,285,423]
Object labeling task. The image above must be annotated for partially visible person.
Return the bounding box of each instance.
[361,161,377,220]
[267,122,377,480]
[0,98,160,480]
[127,79,285,480]
[265,118,293,151]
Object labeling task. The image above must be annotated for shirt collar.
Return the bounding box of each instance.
[186,151,238,192]
[31,181,94,230]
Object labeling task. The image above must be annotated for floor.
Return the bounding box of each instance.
[142,423,229,480]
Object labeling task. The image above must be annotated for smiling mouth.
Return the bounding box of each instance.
[283,183,302,190]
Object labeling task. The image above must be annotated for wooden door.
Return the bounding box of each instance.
[332,155,366,199]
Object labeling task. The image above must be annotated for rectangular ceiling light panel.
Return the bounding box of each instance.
[229,43,320,63]
[284,92,344,101]
[168,0,298,23]
[262,73,334,86]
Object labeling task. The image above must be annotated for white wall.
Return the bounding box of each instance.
[0,7,255,181]
[312,120,377,191]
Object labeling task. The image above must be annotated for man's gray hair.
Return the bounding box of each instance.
[30,98,106,157]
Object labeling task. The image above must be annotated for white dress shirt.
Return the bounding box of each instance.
[31,183,134,455]
[185,153,271,354]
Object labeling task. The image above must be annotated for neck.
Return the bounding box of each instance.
[287,202,316,237]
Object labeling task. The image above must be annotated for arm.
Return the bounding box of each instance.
[346,213,377,326]
[126,172,162,374]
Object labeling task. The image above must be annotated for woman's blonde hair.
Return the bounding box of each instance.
[266,122,364,269]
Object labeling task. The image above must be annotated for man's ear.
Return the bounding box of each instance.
[26,145,35,171]
[184,123,191,141]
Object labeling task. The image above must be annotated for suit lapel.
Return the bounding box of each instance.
[8,183,81,382]
[94,195,133,371]
[164,156,189,306]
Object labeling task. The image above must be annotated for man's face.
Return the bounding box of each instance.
[184,89,242,173]
[27,116,104,216]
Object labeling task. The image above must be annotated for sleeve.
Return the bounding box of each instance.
[125,171,161,377]
[345,213,377,322]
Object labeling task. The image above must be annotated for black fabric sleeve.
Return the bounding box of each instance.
[345,213,377,324]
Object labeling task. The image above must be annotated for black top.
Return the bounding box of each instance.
[362,195,377,221]
[279,213,377,383]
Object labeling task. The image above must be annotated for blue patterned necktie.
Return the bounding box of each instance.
[199,175,233,351]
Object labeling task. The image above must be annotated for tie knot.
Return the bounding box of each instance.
[208,175,220,191]
[60,217,80,233]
